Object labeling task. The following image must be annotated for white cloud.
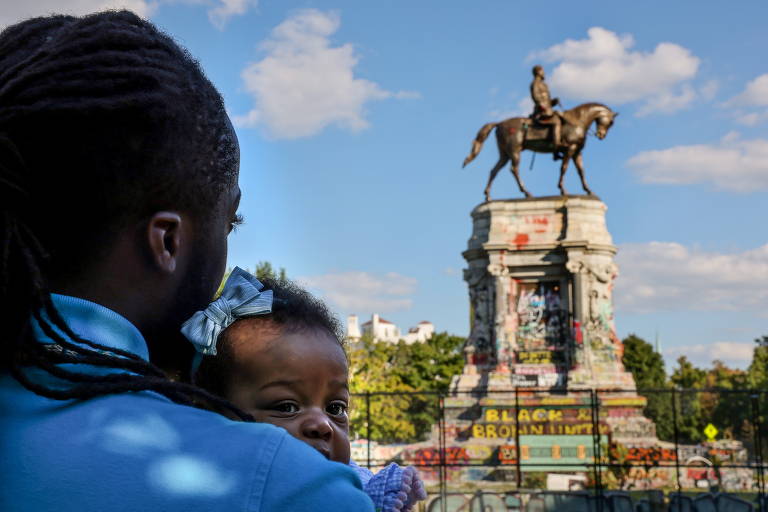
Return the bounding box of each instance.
[700,80,719,101]
[531,27,700,115]
[234,9,416,138]
[206,0,255,29]
[489,97,534,120]
[724,74,768,125]
[665,342,755,367]
[735,112,768,126]
[635,84,696,117]
[0,0,255,30]
[299,271,417,313]
[0,0,157,27]
[726,73,768,107]
[627,135,768,191]
[614,242,768,314]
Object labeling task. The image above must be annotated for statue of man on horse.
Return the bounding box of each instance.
[463,65,618,201]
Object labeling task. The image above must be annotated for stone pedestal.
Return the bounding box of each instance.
[454,195,635,391]
[424,196,656,486]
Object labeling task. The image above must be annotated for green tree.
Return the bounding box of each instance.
[746,335,768,458]
[395,332,465,393]
[253,261,287,282]
[347,334,419,443]
[747,335,768,388]
[621,334,674,440]
[705,360,750,443]
[348,332,465,443]
[215,261,287,296]
[391,332,465,440]
[670,356,707,443]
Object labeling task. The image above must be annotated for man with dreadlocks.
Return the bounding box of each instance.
[0,11,374,512]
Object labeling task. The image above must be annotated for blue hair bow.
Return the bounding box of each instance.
[181,267,274,357]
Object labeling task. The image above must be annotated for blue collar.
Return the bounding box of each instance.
[34,294,150,361]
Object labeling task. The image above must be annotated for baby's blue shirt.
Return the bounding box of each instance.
[0,294,374,512]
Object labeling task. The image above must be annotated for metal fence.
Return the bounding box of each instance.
[350,388,768,511]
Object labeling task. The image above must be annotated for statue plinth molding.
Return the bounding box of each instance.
[454,195,635,392]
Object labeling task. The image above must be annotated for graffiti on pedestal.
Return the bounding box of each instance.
[585,262,620,364]
[515,282,567,351]
[465,268,494,364]
[471,422,610,437]
[509,281,569,387]
[403,436,603,471]
[566,259,623,372]
[469,406,610,438]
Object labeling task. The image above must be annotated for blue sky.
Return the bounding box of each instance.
[6,1,767,369]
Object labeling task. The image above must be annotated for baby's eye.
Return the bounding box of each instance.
[271,402,299,414]
[326,402,348,417]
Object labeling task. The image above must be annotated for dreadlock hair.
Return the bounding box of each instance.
[194,277,344,399]
[0,11,251,420]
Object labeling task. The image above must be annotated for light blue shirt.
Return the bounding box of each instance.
[0,295,374,512]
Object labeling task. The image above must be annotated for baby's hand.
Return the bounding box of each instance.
[354,462,428,512]
[400,466,427,511]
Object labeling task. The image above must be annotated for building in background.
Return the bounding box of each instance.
[345,314,434,344]
[346,314,361,341]
[403,321,435,343]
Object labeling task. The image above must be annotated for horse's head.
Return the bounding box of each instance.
[595,109,618,140]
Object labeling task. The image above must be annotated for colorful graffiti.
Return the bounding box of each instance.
[515,283,567,350]
[471,423,610,438]
[484,407,593,423]
[624,447,678,463]
[410,446,471,466]
[517,351,558,364]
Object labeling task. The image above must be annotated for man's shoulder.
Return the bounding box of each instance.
[89,389,289,450]
[0,381,281,511]
[0,380,374,511]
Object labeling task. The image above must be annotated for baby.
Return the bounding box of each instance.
[181,268,427,511]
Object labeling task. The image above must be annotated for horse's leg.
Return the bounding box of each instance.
[557,151,572,196]
[573,151,594,195]
[509,149,532,198]
[484,156,508,202]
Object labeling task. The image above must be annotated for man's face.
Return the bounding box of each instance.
[165,117,243,338]
[180,118,243,314]
[181,181,242,314]
[144,172,241,373]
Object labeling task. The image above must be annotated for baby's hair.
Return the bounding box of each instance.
[0,11,245,419]
[194,277,344,397]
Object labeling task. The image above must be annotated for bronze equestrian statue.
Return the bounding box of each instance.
[463,66,618,200]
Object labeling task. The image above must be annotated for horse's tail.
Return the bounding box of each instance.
[462,122,498,167]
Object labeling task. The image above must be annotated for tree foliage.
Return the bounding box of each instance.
[348,332,465,443]
[216,261,287,296]
[621,334,674,440]
[253,261,287,282]
[621,334,768,449]
[746,336,768,458]
[347,334,418,442]
[665,339,768,452]
[748,335,768,388]
[670,356,707,443]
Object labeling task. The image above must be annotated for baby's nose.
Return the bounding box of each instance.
[301,410,333,441]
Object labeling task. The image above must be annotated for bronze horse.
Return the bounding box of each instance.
[462,103,618,200]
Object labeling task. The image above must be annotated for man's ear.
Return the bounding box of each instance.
[147,212,183,274]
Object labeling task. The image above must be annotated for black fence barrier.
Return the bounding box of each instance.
[350,388,767,512]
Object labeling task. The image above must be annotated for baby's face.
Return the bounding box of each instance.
[222,320,350,464]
